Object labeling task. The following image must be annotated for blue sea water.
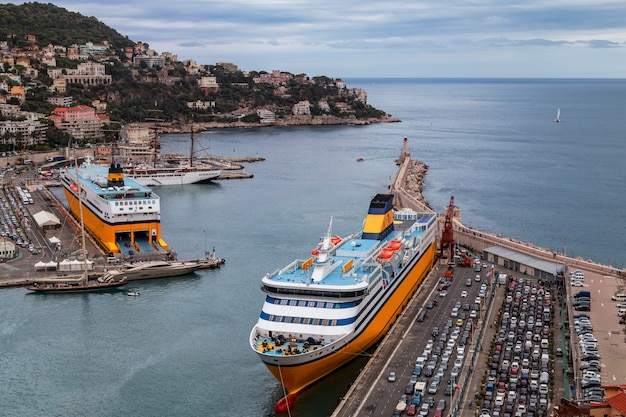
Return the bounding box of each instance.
[1,79,625,417]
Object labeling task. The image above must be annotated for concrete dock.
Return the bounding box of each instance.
[330,154,626,416]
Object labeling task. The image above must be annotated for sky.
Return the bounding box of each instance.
[12,0,626,78]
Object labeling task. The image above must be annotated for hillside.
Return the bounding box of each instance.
[0,3,390,128]
[0,2,134,49]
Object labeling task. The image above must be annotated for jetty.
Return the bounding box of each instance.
[331,138,625,417]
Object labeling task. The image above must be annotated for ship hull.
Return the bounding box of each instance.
[256,240,437,395]
[126,169,221,186]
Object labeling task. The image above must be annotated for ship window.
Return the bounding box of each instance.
[321,319,329,326]
[308,301,315,307]
[312,319,320,325]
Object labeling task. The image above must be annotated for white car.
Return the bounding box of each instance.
[571,281,585,287]
[461,290,468,298]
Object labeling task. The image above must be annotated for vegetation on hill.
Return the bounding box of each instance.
[0,2,134,50]
[0,2,388,130]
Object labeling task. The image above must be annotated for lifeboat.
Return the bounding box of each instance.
[377,248,396,260]
[386,239,402,250]
[330,236,341,246]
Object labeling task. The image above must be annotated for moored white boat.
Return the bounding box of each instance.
[109,260,201,281]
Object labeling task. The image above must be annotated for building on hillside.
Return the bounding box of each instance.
[41,55,57,67]
[216,62,239,73]
[47,96,73,107]
[186,101,215,110]
[257,109,276,124]
[292,100,311,115]
[198,76,219,94]
[133,54,165,68]
[48,62,112,86]
[80,41,110,55]
[116,123,156,163]
[254,70,293,86]
[0,120,47,146]
[50,77,67,93]
[49,105,104,140]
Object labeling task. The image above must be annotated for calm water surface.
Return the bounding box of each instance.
[1,79,625,416]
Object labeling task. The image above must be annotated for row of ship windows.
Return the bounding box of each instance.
[114,200,156,206]
[266,296,358,309]
[260,311,354,326]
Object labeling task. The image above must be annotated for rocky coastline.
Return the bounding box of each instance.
[158,114,401,133]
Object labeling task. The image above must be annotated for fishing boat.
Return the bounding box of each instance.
[555,108,560,123]
[249,193,438,409]
[59,159,170,256]
[108,259,202,281]
[27,160,126,293]
[123,127,221,186]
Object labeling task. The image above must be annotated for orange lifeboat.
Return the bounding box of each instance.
[330,236,341,246]
[377,249,395,259]
[387,240,402,250]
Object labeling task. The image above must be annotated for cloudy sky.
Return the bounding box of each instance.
[15,0,626,78]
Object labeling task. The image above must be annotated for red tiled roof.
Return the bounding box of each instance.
[606,391,626,414]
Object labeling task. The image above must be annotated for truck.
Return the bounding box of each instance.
[46,156,66,162]
[498,273,508,285]
[414,381,427,397]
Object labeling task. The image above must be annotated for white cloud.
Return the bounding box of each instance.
[11,0,626,77]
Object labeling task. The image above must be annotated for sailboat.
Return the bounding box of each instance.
[123,123,222,186]
[26,160,127,293]
[555,108,560,123]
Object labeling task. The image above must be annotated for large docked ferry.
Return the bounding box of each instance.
[249,193,438,406]
[60,161,170,255]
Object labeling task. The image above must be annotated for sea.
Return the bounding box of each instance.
[1,79,625,417]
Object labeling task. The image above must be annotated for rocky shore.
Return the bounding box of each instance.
[158,114,401,133]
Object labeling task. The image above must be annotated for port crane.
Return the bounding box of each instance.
[439,196,455,263]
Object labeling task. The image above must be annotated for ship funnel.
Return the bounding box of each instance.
[361,194,394,240]
[107,162,125,187]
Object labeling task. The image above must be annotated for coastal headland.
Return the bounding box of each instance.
[156,114,401,134]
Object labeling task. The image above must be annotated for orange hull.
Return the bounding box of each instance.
[63,188,169,254]
[263,241,437,395]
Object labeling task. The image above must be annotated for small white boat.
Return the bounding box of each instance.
[126,291,140,296]
[555,108,560,123]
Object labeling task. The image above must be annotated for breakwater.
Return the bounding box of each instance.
[389,156,624,279]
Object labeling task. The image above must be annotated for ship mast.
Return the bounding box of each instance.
[189,120,194,168]
[74,158,88,285]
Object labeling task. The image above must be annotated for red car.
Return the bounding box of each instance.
[407,403,417,416]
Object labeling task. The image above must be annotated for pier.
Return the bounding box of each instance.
[332,150,626,417]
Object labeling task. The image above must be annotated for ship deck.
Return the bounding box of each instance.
[266,214,434,287]
[254,334,330,356]
[69,165,153,197]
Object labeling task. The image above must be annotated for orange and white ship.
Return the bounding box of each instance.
[60,161,169,256]
[249,193,438,410]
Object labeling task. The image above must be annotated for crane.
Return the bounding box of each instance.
[439,196,455,263]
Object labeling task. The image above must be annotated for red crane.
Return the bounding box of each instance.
[440,196,455,262]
